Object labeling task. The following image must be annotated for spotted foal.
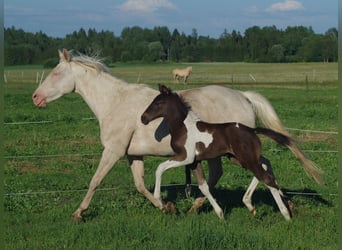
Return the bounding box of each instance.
[141,84,293,220]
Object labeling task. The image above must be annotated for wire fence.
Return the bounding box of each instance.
[4,109,337,198]
[4,116,338,160]
[4,69,338,85]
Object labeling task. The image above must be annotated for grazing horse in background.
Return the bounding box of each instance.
[172,66,192,84]
[32,49,322,222]
[141,85,294,220]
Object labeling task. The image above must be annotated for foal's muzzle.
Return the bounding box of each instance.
[141,115,149,125]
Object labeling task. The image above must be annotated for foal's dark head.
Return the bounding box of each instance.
[141,84,189,125]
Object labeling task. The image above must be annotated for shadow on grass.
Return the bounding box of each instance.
[160,184,333,216]
[81,185,333,222]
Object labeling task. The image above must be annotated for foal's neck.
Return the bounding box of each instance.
[165,104,198,135]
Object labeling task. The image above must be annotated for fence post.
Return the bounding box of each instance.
[39,71,45,85]
[305,74,309,92]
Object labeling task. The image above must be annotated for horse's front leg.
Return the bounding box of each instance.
[128,156,163,208]
[72,147,123,222]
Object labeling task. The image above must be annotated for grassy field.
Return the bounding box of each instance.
[4,62,338,249]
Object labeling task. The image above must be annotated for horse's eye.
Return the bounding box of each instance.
[52,71,60,77]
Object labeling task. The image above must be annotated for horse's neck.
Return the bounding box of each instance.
[74,72,126,120]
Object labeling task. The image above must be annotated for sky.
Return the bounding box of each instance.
[4,0,338,38]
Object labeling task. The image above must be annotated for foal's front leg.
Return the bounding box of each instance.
[154,159,192,207]
[191,162,224,219]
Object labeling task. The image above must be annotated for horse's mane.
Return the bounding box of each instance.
[70,51,110,74]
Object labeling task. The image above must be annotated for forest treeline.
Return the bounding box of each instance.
[4,25,338,66]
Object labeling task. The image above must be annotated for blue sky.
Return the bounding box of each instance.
[4,0,338,38]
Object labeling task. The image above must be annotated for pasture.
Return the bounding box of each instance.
[4,62,338,249]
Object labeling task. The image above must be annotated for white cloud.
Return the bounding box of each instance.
[266,0,304,12]
[244,5,260,14]
[118,0,176,13]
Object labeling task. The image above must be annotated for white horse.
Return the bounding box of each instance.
[32,49,322,222]
[172,66,192,84]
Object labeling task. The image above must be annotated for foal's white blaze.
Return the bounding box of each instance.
[183,111,213,156]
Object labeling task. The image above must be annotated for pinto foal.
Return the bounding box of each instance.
[141,85,293,220]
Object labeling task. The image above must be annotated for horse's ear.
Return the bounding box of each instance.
[58,50,64,61]
[63,49,71,62]
[59,49,71,62]
[159,84,171,95]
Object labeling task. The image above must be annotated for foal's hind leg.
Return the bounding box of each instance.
[242,156,269,216]
[242,176,259,216]
[253,159,292,220]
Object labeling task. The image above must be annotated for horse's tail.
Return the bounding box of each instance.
[242,91,324,185]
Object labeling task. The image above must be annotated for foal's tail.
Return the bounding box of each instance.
[243,91,324,185]
[255,127,291,147]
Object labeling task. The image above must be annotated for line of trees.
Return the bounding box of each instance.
[4,25,338,66]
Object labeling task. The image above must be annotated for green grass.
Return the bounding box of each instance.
[4,63,337,249]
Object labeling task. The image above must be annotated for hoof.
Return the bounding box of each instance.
[288,201,294,216]
[71,213,83,223]
[250,208,256,216]
[162,201,176,213]
[188,197,207,213]
[218,211,224,219]
[185,185,192,198]
[188,206,198,213]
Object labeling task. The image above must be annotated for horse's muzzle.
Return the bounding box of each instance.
[32,92,47,108]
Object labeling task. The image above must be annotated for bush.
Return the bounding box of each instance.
[43,58,59,68]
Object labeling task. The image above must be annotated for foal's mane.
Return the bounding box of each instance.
[70,51,110,74]
[174,91,192,112]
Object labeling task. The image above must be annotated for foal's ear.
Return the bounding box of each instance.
[158,84,172,95]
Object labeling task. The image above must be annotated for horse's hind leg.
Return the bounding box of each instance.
[185,163,195,198]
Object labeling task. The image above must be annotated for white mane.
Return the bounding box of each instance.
[71,52,110,74]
